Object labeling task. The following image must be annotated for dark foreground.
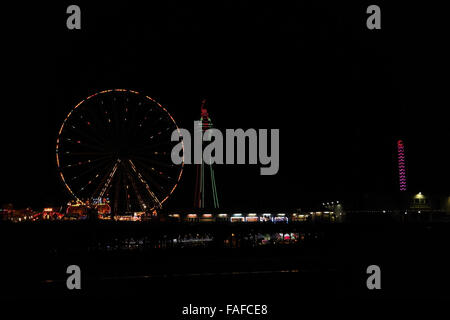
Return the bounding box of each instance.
[1,219,450,316]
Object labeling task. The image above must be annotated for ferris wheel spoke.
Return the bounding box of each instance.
[121,100,137,139]
[137,119,174,137]
[97,100,116,141]
[118,103,129,141]
[111,98,123,141]
[61,154,112,169]
[128,159,162,208]
[130,112,166,141]
[78,171,106,198]
[131,140,173,153]
[76,178,96,195]
[139,105,160,127]
[131,154,177,170]
[123,164,147,211]
[134,128,174,148]
[82,102,113,142]
[65,151,114,156]
[133,152,179,174]
[123,163,149,212]
[65,158,113,183]
[146,111,167,127]
[64,139,109,153]
[131,158,171,192]
[139,122,174,135]
[98,159,121,199]
[84,117,112,145]
[91,161,120,199]
[92,171,113,200]
[64,125,107,148]
[121,171,129,212]
[124,99,141,138]
[66,156,112,176]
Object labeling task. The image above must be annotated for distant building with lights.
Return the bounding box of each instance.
[409,192,431,212]
[163,207,341,223]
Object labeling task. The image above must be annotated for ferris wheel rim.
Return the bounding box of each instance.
[55,88,184,208]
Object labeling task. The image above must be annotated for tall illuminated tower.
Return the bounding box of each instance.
[397,139,407,191]
[194,99,220,208]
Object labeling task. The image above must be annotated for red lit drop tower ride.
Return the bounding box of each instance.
[397,139,407,192]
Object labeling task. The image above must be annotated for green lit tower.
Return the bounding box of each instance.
[194,99,219,208]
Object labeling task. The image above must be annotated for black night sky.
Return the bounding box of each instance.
[1,2,448,210]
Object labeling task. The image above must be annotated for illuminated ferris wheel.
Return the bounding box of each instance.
[56,89,184,215]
